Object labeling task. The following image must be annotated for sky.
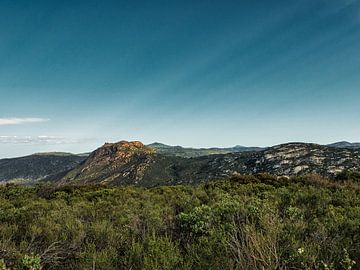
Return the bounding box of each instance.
[0,0,360,158]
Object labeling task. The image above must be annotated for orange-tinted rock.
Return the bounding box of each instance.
[59,140,155,185]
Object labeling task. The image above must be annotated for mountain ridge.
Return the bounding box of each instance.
[327,141,360,149]
[1,140,360,185]
[147,142,264,158]
[56,141,360,187]
[0,153,86,184]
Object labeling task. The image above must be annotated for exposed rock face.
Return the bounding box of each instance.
[58,141,360,186]
[81,141,153,170]
[59,141,157,185]
[241,143,360,176]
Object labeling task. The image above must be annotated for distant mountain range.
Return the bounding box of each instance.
[148,141,360,158]
[147,142,264,158]
[326,141,360,149]
[0,141,359,185]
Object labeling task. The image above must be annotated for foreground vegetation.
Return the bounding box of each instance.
[0,173,359,270]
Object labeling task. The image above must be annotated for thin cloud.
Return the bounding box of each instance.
[0,136,81,145]
[0,118,49,125]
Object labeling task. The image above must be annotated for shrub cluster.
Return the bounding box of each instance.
[0,173,359,269]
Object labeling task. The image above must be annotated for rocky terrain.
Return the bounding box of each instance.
[1,140,360,186]
[59,141,158,186]
[246,143,360,176]
[57,141,360,186]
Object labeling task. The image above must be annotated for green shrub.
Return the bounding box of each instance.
[22,254,41,270]
[0,174,358,269]
[0,259,8,270]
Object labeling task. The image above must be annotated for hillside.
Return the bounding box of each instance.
[248,143,360,175]
[0,153,86,184]
[59,141,160,186]
[327,141,360,149]
[147,142,264,158]
[57,141,360,186]
[147,141,360,157]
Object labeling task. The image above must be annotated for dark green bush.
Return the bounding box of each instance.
[0,174,359,269]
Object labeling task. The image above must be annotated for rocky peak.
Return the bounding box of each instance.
[83,140,154,167]
[103,140,145,148]
[59,141,156,185]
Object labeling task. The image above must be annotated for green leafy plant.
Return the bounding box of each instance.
[22,254,41,270]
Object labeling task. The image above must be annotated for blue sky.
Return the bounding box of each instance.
[0,0,359,157]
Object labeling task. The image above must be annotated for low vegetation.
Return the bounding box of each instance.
[0,173,359,269]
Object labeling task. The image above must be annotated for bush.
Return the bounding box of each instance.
[0,174,358,269]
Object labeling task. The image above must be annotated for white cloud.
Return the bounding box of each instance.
[0,136,81,145]
[0,118,49,125]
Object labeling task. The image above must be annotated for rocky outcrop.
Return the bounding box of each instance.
[238,143,360,176]
[58,141,157,185]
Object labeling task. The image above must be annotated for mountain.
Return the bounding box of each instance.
[57,141,360,187]
[327,141,360,149]
[58,140,243,186]
[2,141,359,186]
[59,141,161,186]
[147,142,264,158]
[248,143,360,176]
[0,153,86,184]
